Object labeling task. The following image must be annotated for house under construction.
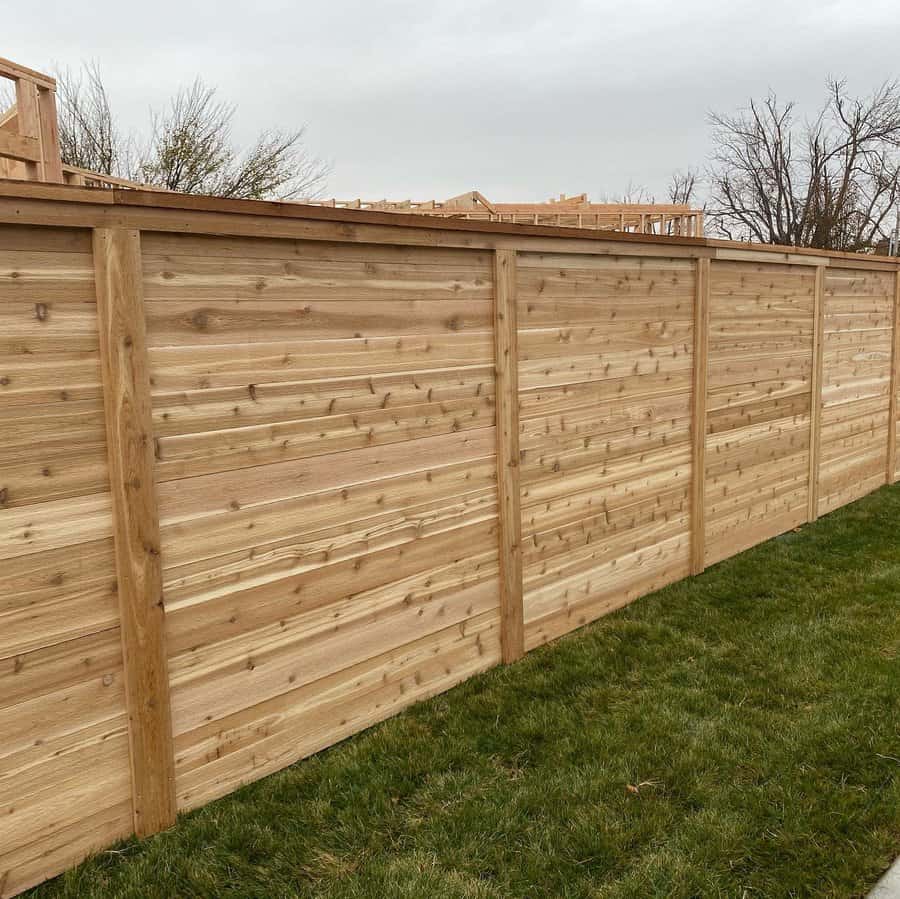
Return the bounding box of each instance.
[308,191,704,236]
[0,56,703,236]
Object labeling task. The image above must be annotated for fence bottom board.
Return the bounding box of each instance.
[705,506,809,569]
[819,471,889,518]
[0,800,133,899]
[173,610,502,812]
[525,558,692,652]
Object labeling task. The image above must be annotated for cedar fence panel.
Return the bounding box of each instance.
[1,183,899,896]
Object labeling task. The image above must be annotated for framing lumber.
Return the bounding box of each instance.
[13,78,42,180]
[0,55,57,89]
[305,191,706,236]
[0,57,62,183]
[37,87,63,183]
[0,130,40,163]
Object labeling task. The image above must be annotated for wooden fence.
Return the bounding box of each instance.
[2,181,899,897]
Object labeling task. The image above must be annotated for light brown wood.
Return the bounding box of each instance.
[515,249,694,650]
[306,191,704,235]
[4,182,900,270]
[493,249,525,662]
[703,261,816,564]
[92,228,176,838]
[888,270,900,485]
[808,266,826,519]
[0,56,57,90]
[690,257,710,575]
[37,88,63,183]
[13,78,42,181]
[0,58,64,188]
[3,180,900,899]
[817,267,894,513]
[0,130,41,163]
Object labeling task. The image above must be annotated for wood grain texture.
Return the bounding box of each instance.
[493,249,525,662]
[691,257,710,575]
[140,235,501,821]
[3,190,900,898]
[517,251,693,647]
[93,228,176,837]
[808,266,826,520]
[36,88,63,183]
[0,224,134,899]
[888,271,900,485]
[703,261,816,567]
[13,79,41,180]
[817,267,893,516]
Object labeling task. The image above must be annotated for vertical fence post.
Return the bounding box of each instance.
[690,257,710,576]
[493,248,525,662]
[887,269,900,486]
[93,228,176,837]
[808,265,826,522]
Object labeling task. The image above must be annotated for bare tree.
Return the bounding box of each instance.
[51,63,329,199]
[599,180,655,204]
[668,168,700,206]
[55,62,134,177]
[707,80,900,251]
[137,80,329,198]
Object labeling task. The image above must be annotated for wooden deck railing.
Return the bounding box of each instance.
[0,58,166,191]
[0,57,63,183]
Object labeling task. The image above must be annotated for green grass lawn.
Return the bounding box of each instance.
[30,485,900,898]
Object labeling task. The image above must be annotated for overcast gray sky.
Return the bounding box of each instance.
[7,0,900,202]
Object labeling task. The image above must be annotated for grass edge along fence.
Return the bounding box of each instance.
[1,180,899,897]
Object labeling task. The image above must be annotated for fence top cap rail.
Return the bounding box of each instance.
[0,178,898,268]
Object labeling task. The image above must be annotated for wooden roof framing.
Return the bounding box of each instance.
[0,56,704,235]
[307,190,706,236]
